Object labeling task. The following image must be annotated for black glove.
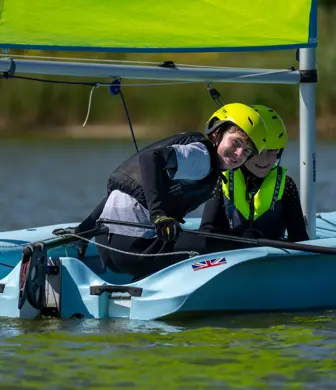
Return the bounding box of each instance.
[153,215,181,242]
[52,227,78,236]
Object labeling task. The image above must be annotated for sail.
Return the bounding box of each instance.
[0,0,317,52]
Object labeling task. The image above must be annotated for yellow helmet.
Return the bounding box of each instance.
[205,103,267,154]
[250,105,287,150]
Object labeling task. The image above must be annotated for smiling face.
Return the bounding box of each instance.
[244,149,279,177]
[215,126,255,170]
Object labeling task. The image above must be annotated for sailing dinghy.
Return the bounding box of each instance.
[1,0,331,320]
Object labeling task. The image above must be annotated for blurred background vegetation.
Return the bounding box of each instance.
[0,2,335,139]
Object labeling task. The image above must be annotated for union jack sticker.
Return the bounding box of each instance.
[192,257,227,271]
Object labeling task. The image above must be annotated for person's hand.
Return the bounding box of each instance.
[52,227,78,236]
[153,215,181,242]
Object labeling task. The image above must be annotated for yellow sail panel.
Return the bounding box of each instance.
[0,0,317,52]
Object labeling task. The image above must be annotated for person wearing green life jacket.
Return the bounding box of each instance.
[199,105,309,251]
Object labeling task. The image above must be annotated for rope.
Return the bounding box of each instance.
[64,233,199,258]
[0,242,29,248]
[0,233,199,258]
[0,74,199,87]
[316,214,336,231]
[82,83,100,127]
[0,262,14,269]
[119,88,138,152]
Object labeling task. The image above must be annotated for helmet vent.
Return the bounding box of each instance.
[272,116,278,119]
[248,117,253,126]
[208,117,220,128]
[279,132,284,139]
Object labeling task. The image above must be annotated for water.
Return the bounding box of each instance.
[1,138,335,231]
[1,138,336,389]
[1,314,336,389]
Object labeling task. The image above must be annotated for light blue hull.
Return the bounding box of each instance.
[1,212,336,320]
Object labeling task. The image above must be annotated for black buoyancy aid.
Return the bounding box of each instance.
[108,132,219,221]
[222,166,287,239]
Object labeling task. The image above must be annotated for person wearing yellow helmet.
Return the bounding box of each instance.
[199,105,309,251]
[54,103,267,279]
[205,103,267,163]
[205,103,267,169]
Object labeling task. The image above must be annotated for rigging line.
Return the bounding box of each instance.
[316,226,336,234]
[0,262,15,269]
[3,75,200,87]
[71,234,199,258]
[0,53,164,66]
[234,69,295,79]
[119,88,139,152]
[0,54,298,74]
[0,53,232,69]
[3,67,290,85]
[6,75,99,86]
[98,81,200,87]
[51,228,198,258]
[3,72,290,85]
[206,83,225,107]
[2,53,290,71]
[316,214,336,229]
[83,84,100,127]
[93,81,200,87]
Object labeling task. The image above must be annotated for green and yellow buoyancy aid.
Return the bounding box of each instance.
[222,165,286,229]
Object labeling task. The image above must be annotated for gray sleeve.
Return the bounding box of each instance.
[167,142,211,180]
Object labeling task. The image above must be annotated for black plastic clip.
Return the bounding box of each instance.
[206,83,225,108]
[159,61,176,69]
[108,79,121,96]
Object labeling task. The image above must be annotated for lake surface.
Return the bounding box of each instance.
[1,138,336,389]
[1,138,336,231]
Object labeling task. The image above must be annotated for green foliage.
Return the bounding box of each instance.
[320,0,335,6]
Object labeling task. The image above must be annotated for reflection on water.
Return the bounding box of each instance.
[1,138,336,389]
[0,312,336,389]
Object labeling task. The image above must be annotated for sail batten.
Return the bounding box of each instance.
[0,0,317,52]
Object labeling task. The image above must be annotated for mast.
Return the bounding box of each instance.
[299,48,317,239]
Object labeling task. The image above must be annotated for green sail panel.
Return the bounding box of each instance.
[0,0,317,52]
